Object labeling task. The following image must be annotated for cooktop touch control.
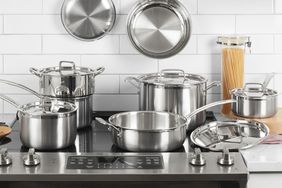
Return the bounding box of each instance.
[66,156,164,169]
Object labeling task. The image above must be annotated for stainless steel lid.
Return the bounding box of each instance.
[61,0,116,41]
[20,100,77,118]
[231,83,278,99]
[190,120,269,151]
[138,69,207,87]
[34,61,104,77]
[127,0,191,59]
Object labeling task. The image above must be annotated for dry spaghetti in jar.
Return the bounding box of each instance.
[217,36,251,114]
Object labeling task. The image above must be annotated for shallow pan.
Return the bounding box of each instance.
[190,120,269,151]
[127,0,191,58]
[61,0,116,41]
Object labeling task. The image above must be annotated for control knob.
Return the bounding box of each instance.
[217,148,234,166]
[0,148,12,166]
[23,148,40,166]
[190,148,206,166]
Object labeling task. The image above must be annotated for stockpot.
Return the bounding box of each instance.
[96,99,235,152]
[0,95,77,150]
[30,61,105,98]
[126,69,221,131]
[231,83,278,118]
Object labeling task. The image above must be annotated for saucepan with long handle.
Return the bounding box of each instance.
[0,92,77,150]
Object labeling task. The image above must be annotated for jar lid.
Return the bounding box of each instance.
[231,83,277,99]
[139,69,207,87]
[217,36,251,47]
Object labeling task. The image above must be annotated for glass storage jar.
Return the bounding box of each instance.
[217,36,251,115]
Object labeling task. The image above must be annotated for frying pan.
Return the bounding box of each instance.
[127,0,192,58]
[61,0,116,41]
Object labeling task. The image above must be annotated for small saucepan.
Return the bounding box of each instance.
[96,99,236,152]
[0,94,77,150]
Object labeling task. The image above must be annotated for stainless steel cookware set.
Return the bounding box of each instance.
[0,0,272,152]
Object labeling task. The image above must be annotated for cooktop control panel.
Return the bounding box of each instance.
[66,156,164,169]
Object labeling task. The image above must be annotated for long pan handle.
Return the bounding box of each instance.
[185,99,237,119]
[0,94,20,108]
[0,79,42,98]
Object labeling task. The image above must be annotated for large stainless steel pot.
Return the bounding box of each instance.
[0,79,92,129]
[126,69,221,131]
[231,83,278,118]
[30,61,105,98]
[96,99,235,152]
[0,95,77,150]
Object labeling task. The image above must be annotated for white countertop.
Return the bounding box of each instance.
[241,144,282,173]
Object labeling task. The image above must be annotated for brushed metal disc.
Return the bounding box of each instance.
[61,0,116,41]
[127,0,191,59]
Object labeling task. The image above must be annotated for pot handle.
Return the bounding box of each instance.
[204,81,221,92]
[0,94,20,108]
[185,99,237,119]
[0,79,42,99]
[125,77,141,89]
[92,67,105,76]
[95,117,121,133]
[29,67,42,77]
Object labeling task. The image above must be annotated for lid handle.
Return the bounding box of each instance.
[160,69,187,83]
[59,61,76,73]
[243,83,265,97]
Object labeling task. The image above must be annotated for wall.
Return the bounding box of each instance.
[0,0,282,114]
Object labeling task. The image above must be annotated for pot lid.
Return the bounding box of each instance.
[32,61,104,77]
[20,100,77,117]
[190,120,269,151]
[139,69,207,86]
[232,83,278,99]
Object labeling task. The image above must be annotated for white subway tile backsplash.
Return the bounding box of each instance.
[3,55,80,74]
[0,35,41,54]
[120,0,197,15]
[95,75,120,94]
[192,15,236,34]
[43,35,119,54]
[275,0,282,13]
[245,55,282,73]
[120,75,140,94]
[198,0,273,14]
[43,0,64,14]
[4,15,65,34]
[81,55,158,74]
[236,15,282,34]
[159,55,221,74]
[198,35,220,54]
[274,35,282,53]
[180,35,197,54]
[0,0,282,112]
[0,75,39,94]
[93,94,138,111]
[120,35,139,54]
[0,0,42,14]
